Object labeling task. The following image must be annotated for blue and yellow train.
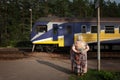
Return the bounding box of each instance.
[31,17,120,52]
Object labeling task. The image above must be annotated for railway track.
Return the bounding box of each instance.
[0,48,120,60]
[0,48,31,60]
[87,52,120,59]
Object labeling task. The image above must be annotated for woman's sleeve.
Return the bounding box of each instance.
[85,43,90,52]
[72,44,79,53]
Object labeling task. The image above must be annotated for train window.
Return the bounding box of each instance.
[105,26,114,33]
[91,26,97,33]
[36,25,47,33]
[119,26,120,33]
[53,26,58,34]
[66,25,72,34]
[81,25,86,33]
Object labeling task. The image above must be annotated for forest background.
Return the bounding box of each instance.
[0,0,120,47]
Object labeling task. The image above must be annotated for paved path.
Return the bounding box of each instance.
[0,58,70,80]
[88,59,120,71]
[0,56,120,80]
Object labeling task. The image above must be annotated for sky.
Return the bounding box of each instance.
[92,0,120,3]
[106,0,120,3]
[69,0,120,3]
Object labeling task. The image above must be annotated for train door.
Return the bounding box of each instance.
[53,24,58,41]
[81,25,87,33]
[64,23,74,46]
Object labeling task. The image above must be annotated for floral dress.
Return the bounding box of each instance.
[71,41,88,74]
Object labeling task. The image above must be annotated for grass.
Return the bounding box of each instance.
[69,69,120,80]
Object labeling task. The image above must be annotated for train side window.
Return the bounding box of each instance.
[36,25,47,33]
[91,26,97,33]
[81,25,86,33]
[53,25,58,35]
[105,26,114,33]
[119,26,120,33]
[66,25,72,34]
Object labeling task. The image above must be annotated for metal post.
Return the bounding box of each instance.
[97,6,101,71]
[32,44,35,52]
[29,9,32,32]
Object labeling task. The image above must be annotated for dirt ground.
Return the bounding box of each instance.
[0,48,120,72]
[0,50,120,80]
[27,52,120,72]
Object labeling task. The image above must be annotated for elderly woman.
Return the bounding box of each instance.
[70,35,89,75]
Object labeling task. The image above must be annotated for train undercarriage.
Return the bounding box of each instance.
[32,43,120,53]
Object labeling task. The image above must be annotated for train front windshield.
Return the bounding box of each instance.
[36,25,47,33]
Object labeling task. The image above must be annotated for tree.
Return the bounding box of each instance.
[0,0,120,47]
[52,0,70,17]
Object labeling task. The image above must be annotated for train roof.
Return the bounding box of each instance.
[36,17,120,22]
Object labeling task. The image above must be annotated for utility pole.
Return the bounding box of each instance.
[29,8,35,52]
[97,6,101,71]
[29,9,32,32]
[95,0,101,71]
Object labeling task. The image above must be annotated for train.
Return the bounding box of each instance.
[30,17,120,52]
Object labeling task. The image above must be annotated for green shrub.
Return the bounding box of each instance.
[69,69,120,80]
[15,41,32,48]
[99,71,114,80]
